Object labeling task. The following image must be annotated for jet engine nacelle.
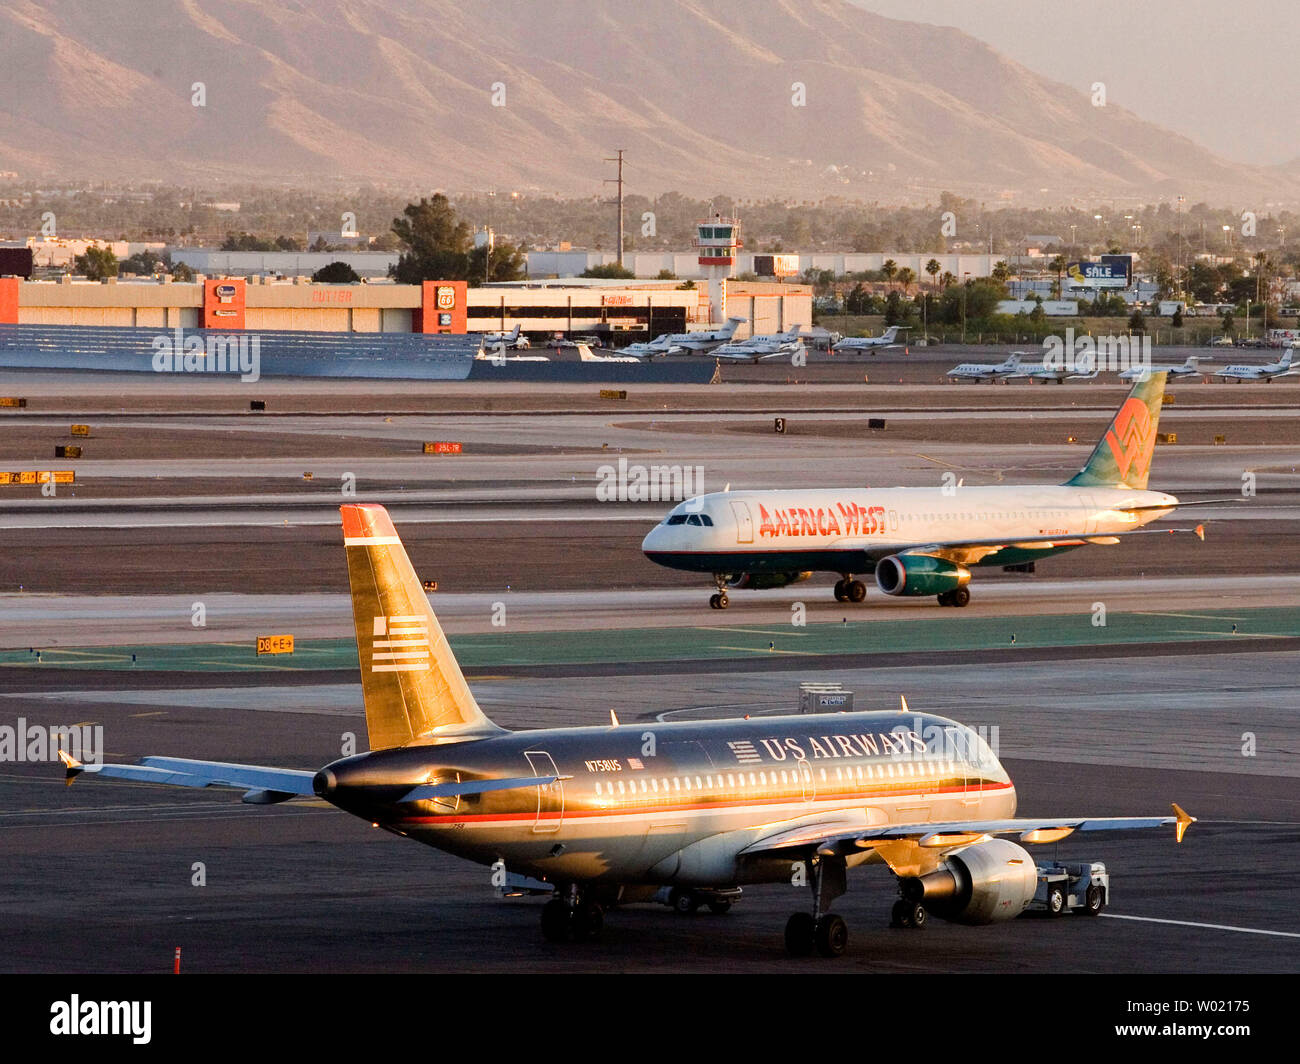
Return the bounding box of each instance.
[727,570,813,591]
[875,554,971,597]
[899,838,1037,924]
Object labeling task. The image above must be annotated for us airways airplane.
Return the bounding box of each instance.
[59,503,1194,957]
[1215,349,1295,382]
[643,373,1205,609]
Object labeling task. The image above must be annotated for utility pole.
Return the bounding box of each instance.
[1177,195,1185,301]
[604,149,626,268]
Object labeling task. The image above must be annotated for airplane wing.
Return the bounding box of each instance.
[831,524,1205,567]
[61,752,316,803]
[741,805,1195,862]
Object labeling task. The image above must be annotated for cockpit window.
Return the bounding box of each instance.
[666,514,688,525]
[686,514,702,526]
[701,514,713,526]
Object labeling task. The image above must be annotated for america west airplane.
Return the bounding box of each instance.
[59,503,1194,958]
[643,373,1205,610]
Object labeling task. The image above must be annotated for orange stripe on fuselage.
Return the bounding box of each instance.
[397,779,1014,826]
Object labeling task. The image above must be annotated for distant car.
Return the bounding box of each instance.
[1209,336,1234,347]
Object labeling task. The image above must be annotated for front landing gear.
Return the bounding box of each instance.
[785,854,850,958]
[708,574,730,610]
[937,587,970,608]
[833,577,867,603]
[540,891,604,943]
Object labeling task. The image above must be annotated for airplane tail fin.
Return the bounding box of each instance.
[341,504,503,749]
[1005,352,1021,369]
[1280,349,1292,368]
[882,326,899,341]
[1065,372,1166,490]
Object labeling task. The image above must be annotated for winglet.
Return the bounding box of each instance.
[900,694,910,714]
[610,709,620,727]
[1172,802,1196,843]
[58,748,83,786]
[1195,524,1205,541]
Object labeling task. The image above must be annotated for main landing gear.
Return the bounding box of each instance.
[540,886,604,943]
[890,898,928,929]
[708,573,730,610]
[833,576,867,603]
[785,853,850,958]
[936,587,970,608]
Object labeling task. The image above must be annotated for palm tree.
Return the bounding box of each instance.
[1050,254,1066,300]
[1253,251,1272,330]
[991,260,1011,284]
[896,267,915,295]
[925,258,941,290]
[940,271,956,289]
[881,259,897,289]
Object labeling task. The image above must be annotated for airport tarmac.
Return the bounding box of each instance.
[1,643,1297,974]
[0,368,1295,974]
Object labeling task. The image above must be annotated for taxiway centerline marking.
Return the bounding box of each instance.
[1101,913,1300,939]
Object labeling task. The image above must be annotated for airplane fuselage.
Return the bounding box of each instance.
[315,710,1014,888]
[642,484,1177,577]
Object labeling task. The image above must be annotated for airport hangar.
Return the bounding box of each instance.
[0,274,811,346]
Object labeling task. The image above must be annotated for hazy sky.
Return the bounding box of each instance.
[852,0,1297,167]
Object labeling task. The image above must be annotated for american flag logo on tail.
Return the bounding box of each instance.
[371,615,431,672]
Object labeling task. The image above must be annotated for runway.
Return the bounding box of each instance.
[0,368,1296,974]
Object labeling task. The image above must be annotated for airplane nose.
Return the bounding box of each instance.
[642,525,663,553]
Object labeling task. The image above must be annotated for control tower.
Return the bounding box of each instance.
[693,215,741,324]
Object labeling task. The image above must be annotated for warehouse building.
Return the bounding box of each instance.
[0,275,809,344]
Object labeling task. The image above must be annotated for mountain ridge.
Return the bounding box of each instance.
[0,0,1291,204]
